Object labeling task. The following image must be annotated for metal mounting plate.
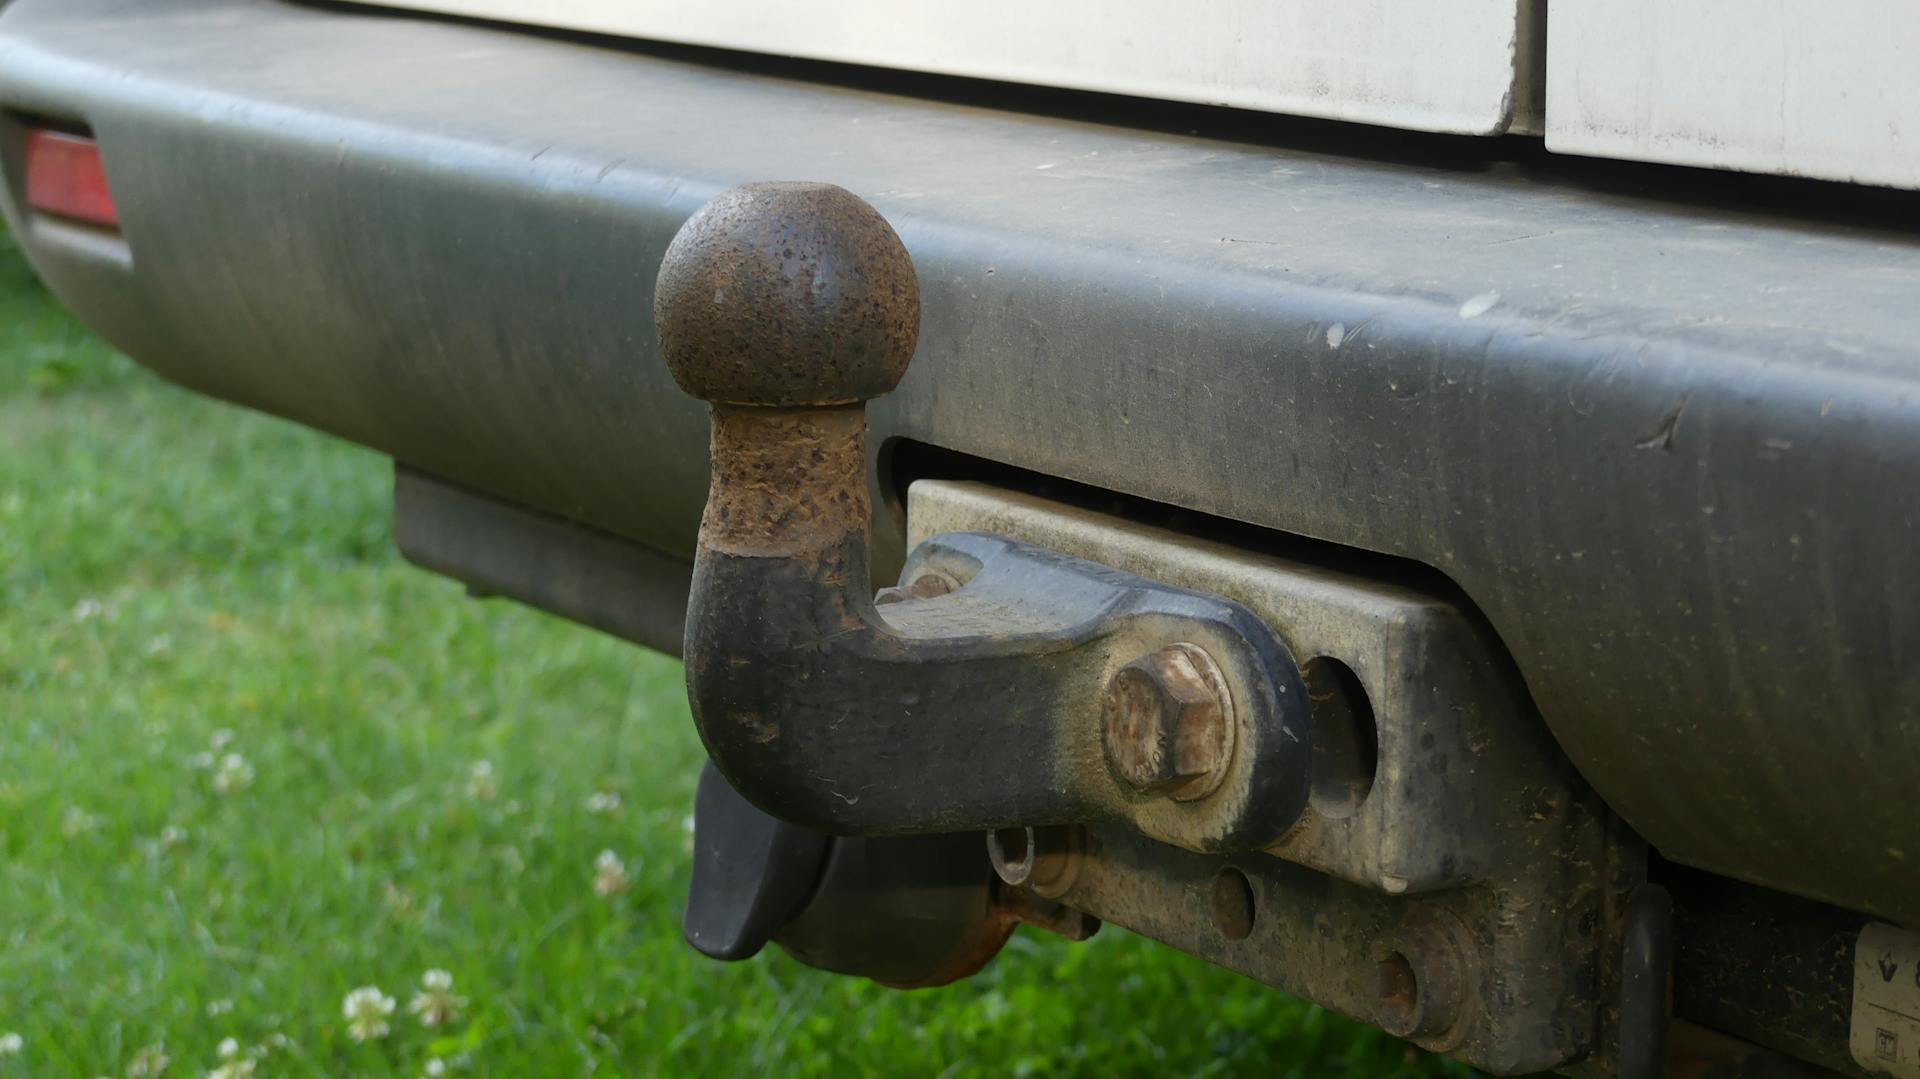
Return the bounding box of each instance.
[908,479,1587,896]
[906,479,1618,1074]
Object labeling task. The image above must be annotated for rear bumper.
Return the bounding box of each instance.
[2,0,1918,927]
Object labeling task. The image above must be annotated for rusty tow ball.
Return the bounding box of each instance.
[654,182,1314,854]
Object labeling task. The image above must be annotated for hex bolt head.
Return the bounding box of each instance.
[1101,643,1235,801]
[874,569,961,606]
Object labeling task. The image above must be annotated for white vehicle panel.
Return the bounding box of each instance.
[1547,0,1920,188]
[352,0,1542,136]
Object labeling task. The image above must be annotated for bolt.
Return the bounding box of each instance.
[1101,643,1234,801]
[986,826,1086,899]
[874,569,960,606]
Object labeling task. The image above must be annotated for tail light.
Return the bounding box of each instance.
[24,128,119,228]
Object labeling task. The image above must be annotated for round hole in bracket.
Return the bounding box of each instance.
[1302,656,1379,819]
[987,827,1035,887]
[1376,951,1421,1035]
[1211,866,1257,941]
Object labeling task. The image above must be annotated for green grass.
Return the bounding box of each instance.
[0,221,1469,1077]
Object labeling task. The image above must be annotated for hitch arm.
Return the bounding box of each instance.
[655,182,1312,851]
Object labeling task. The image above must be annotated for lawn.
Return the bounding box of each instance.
[0,221,1469,1077]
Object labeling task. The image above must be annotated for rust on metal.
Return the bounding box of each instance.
[1210,866,1258,941]
[877,909,1018,991]
[1101,642,1235,801]
[1371,912,1478,1050]
[701,406,869,558]
[654,181,920,409]
[995,885,1101,943]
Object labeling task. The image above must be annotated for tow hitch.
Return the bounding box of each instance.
[661,183,1653,1075]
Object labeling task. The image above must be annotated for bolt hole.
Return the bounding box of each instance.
[1377,951,1420,1034]
[987,827,1035,886]
[1303,656,1378,819]
[1211,867,1257,941]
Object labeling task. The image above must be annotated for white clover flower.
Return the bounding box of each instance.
[424,1060,447,1078]
[205,998,234,1016]
[125,1041,169,1077]
[60,806,99,838]
[342,985,396,1042]
[381,880,416,918]
[209,729,235,750]
[593,849,629,898]
[465,761,497,802]
[212,753,254,794]
[0,1032,21,1054]
[408,969,466,1028]
[585,791,621,814]
[71,597,103,621]
[494,845,525,876]
[208,1044,255,1079]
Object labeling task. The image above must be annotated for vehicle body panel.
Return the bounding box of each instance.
[1547,0,1920,189]
[346,0,1544,136]
[358,0,1920,189]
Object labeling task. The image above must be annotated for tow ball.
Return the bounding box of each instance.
[659,183,1313,981]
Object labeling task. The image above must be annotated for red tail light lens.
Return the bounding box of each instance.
[24,128,118,228]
